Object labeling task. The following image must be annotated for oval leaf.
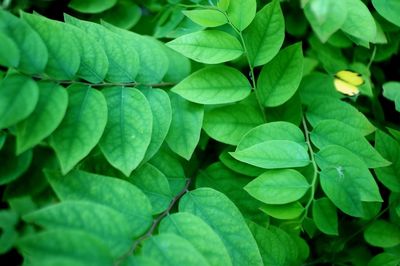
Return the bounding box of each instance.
[172,66,251,104]
[183,9,228,27]
[312,197,338,235]
[99,86,152,176]
[372,0,400,27]
[364,220,400,248]
[50,84,107,174]
[68,0,117,14]
[245,169,310,204]
[226,0,256,31]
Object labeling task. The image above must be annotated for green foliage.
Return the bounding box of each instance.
[1,0,400,265]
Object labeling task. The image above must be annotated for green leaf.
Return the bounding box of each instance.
[161,45,191,83]
[372,0,400,27]
[99,86,152,176]
[102,22,169,84]
[368,253,400,266]
[46,170,153,237]
[257,43,304,107]
[311,120,390,168]
[22,12,80,80]
[159,212,232,266]
[179,188,263,266]
[64,14,139,83]
[50,84,107,174]
[171,66,251,104]
[237,121,306,151]
[122,256,160,266]
[141,87,172,162]
[226,0,256,31]
[142,234,209,266]
[316,145,382,203]
[126,163,172,215]
[203,102,264,145]
[0,74,39,129]
[96,2,141,30]
[23,201,133,257]
[219,149,265,177]
[364,220,400,248]
[68,0,117,13]
[165,93,203,160]
[183,9,227,27]
[15,81,68,154]
[0,210,18,254]
[375,130,400,192]
[382,81,400,112]
[0,10,48,74]
[243,0,285,66]
[166,30,243,64]
[64,23,109,83]
[248,222,290,266]
[299,72,341,105]
[306,98,375,136]
[304,0,347,42]
[17,229,113,266]
[195,162,261,216]
[312,197,338,235]
[260,202,304,220]
[340,0,377,43]
[265,92,303,126]
[245,169,310,204]
[230,140,310,169]
[0,31,19,68]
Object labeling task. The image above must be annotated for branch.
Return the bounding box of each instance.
[114,177,193,266]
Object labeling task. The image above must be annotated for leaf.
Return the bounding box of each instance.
[22,12,80,80]
[179,188,263,266]
[316,145,382,203]
[46,170,153,237]
[257,43,304,107]
[50,84,107,174]
[203,102,264,145]
[64,14,139,83]
[382,81,400,112]
[230,140,310,169]
[64,23,109,83]
[171,66,251,104]
[299,72,341,105]
[0,10,48,74]
[248,222,289,266]
[340,0,377,43]
[312,197,338,235]
[372,0,400,27]
[219,149,265,177]
[23,201,133,257]
[0,74,39,129]
[0,210,18,254]
[237,121,306,151]
[96,2,141,30]
[15,81,68,154]
[195,162,261,216]
[243,0,285,66]
[161,45,191,83]
[260,202,304,220]
[142,234,209,266]
[126,163,172,215]
[311,120,390,168]
[364,220,400,248]
[306,98,375,136]
[245,169,310,204]
[226,0,256,31]
[304,0,347,42]
[0,31,19,68]
[17,229,113,266]
[99,86,152,176]
[165,93,203,160]
[141,87,172,162]
[159,212,232,266]
[265,92,303,126]
[68,0,117,14]
[368,253,400,266]
[102,22,169,84]
[166,30,243,64]
[183,9,227,27]
[375,130,400,192]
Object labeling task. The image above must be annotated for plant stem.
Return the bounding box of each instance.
[301,116,319,220]
[114,177,193,266]
[35,78,176,88]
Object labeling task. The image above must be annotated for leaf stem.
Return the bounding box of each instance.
[114,177,193,266]
[301,116,319,220]
[39,79,177,88]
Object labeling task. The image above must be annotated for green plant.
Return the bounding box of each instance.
[1,0,400,265]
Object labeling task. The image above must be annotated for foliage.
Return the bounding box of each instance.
[0,0,400,265]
